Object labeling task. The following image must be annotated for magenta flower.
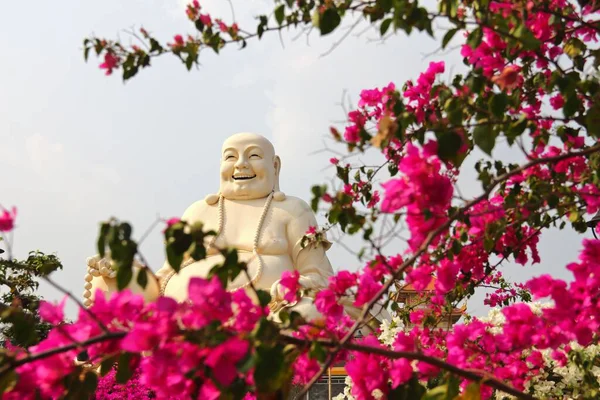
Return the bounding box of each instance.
[0,206,17,232]
[38,296,67,325]
[353,272,382,307]
[204,337,249,385]
[279,270,300,303]
[188,276,233,323]
[314,289,343,317]
[550,94,565,110]
[99,52,119,76]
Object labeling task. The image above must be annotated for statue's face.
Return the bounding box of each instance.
[219,133,279,200]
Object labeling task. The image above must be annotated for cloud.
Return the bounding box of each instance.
[25,134,65,177]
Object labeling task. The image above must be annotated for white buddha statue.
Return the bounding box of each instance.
[84,133,333,319]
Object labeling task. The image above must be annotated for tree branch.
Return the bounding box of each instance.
[295,142,600,397]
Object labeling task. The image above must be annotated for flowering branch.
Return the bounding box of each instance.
[282,335,538,400]
[297,142,600,396]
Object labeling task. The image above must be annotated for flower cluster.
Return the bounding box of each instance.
[5,276,268,399]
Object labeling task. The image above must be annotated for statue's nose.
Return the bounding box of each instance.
[234,157,250,169]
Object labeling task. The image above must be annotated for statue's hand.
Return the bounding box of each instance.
[83,255,117,307]
[83,255,160,307]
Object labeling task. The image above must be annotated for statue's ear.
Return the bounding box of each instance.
[273,155,286,201]
[274,155,281,191]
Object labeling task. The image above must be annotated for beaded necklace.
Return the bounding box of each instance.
[159,191,274,295]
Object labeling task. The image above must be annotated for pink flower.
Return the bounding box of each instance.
[409,309,425,324]
[0,206,17,232]
[216,19,228,32]
[198,380,221,400]
[166,217,180,227]
[345,335,389,398]
[38,296,66,325]
[205,337,248,385]
[188,276,232,323]
[279,270,300,303]
[305,226,317,235]
[367,190,380,208]
[99,52,119,75]
[390,358,413,387]
[293,353,321,384]
[435,260,459,294]
[329,157,339,165]
[231,289,265,331]
[329,270,357,294]
[170,34,185,49]
[344,124,360,143]
[314,289,343,317]
[121,322,162,353]
[353,272,382,307]
[549,94,565,110]
[199,14,212,26]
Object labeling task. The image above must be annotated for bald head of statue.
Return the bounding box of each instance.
[219,133,281,200]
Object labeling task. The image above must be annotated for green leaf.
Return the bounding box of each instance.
[585,104,600,138]
[473,123,497,155]
[489,93,508,119]
[422,385,448,400]
[116,353,133,384]
[117,264,133,290]
[446,375,460,399]
[166,242,184,272]
[380,18,393,36]
[466,28,482,49]
[309,342,327,363]
[513,24,540,50]
[97,222,110,258]
[319,8,341,35]
[506,115,528,145]
[149,38,163,53]
[257,15,268,39]
[189,241,207,261]
[458,383,481,400]
[136,267,148,289]
[437,131,463,162]
[442,28,459,49]
[82,371,98,394]
[256,289,272,308]
[0,370,17,394]
[563,91,581,118]
[254,345,290,393]
[274,4,285,25]
[100,356,117,376]
[563,37,585,59]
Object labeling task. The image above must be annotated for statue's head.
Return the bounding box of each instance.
[219,133,281,200]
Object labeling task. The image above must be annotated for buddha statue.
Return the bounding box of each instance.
[83,133,333,320]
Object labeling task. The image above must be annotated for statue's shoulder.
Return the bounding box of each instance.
[181,199,214,222]
[276,195,313,217]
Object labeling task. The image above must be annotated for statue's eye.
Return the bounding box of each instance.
[250,154,261,159]
[225,155,236,160]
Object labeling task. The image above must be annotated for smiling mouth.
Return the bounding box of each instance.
[232,174,256,181]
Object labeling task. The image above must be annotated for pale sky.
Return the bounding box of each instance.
[0,0,588,319]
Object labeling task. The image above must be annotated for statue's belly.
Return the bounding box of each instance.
[162,252,293,302]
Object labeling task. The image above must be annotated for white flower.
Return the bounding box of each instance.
[378,316,406,347]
